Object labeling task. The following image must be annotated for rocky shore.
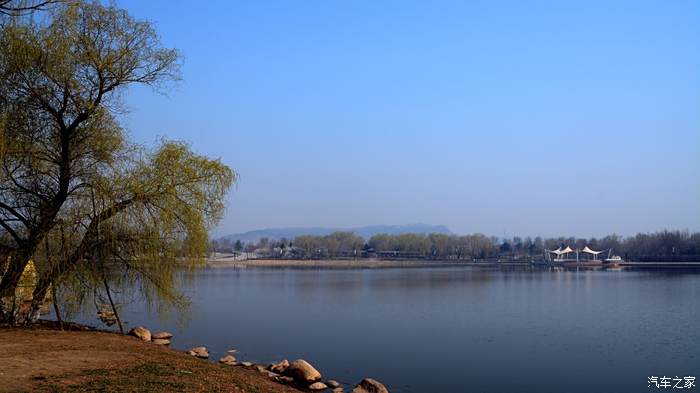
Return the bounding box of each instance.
[128,325,390,393]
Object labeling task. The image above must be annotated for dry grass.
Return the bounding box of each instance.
[0,325,301,393]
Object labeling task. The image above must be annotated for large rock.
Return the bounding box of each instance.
[128,326,151,342]
[327,380,341,388]
[152,331,173,340]
[268,359,290,374]
[351,378,389,393]
[309,382,328,390]
[219,355,237,365]
[285,359,321,383]
[152,339,171,345]
[187,346,209,359]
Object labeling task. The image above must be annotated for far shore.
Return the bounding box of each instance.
[206,258,700,269]
[206,258,471,269]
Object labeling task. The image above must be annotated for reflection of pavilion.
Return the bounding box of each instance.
[545,245,606,263]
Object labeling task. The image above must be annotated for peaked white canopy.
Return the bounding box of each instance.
[549,247,563,255]
[549,246,574,255]
[581,246,603,255]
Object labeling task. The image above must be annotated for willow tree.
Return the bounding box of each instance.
[0,1,233,324]
[26,140,234,322]
[0,0,60,17]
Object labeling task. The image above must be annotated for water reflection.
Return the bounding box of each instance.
[71,265,700,393]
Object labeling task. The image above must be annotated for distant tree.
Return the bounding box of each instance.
[500,241,511,254]
[244,242,256,253]
[234,240,243,252]
[533,236,544,254]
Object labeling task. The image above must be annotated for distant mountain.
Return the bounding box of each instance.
[219,224,452,243]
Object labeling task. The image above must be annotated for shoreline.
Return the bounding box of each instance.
[206,258,700,269]
[2,320,381,392]
[0,322,304,393]
[207,258,477,269]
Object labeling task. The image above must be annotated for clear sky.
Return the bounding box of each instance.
[118,0,699,238]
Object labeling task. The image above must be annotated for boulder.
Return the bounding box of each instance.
[187,347,209,359]
[152,331,173,340]
[241,361,253,367]
[285,359,321,383]
[332,389,344,393]
[97,310,117,325]
[226,349,238,354]
[152,339,170,345]
[128,326,151,342]
[327,380,341,388]
[255,364,268,373]
[351,378,389,393]
[268,359,290,374]
[309,382,328,391]
[219,355,237,365]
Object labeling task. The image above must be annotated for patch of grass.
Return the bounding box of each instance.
[131,362,176,376]
[51,362,187,393]
[79,369,105,376]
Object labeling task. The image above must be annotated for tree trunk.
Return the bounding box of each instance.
[52,283,63,330]
[26,273,51,324]
[0,253,32,324]
[102,277,124,334]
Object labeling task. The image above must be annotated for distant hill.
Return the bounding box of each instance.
[219,224,452,243]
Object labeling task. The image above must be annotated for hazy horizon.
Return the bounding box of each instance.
[119,0,699,238]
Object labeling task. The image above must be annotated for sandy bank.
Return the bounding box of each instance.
[0,323,301,393]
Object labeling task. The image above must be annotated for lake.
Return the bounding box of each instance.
[73,265,700,393]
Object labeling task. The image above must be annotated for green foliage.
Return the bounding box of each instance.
[0,0,232,323]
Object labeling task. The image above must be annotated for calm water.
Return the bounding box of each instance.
[76,266,700,393]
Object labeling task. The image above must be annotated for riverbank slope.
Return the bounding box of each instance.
[0,325,302,393]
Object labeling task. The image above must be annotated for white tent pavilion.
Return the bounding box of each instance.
[548,246,574,261]
[581,246,604,260]
[546,245,608,262]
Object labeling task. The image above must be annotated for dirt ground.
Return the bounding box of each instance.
[0,324,302,393]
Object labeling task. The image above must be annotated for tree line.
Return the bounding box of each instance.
[212,230,700,261]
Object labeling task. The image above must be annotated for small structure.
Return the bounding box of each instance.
[545,245,607,263]
[547,246,574,261]
[581,246,604,261]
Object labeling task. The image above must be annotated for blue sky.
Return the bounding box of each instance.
[118,0,699,238]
